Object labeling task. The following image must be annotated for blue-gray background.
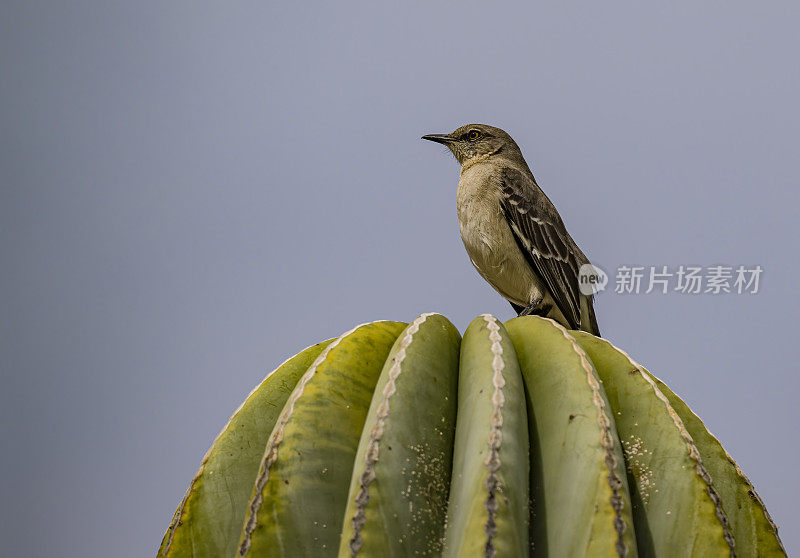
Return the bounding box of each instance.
[2,2,798,556]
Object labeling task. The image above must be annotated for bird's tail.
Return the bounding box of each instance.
[581,295,601,337]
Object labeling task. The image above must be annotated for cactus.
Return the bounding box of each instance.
[158,315,784,558]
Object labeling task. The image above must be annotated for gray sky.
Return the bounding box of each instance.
[2,2,798,556]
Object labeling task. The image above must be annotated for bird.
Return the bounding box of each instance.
[422,123,601,336]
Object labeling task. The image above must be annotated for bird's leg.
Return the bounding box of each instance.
[518,295,552,317]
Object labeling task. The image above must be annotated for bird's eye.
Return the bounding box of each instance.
[468,130,480,141]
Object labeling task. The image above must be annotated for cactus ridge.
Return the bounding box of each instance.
[546,319,630,557]
[719,445,782,547]
[505,316,635,556]
[728,461,782,550]
[444,315,529,557]
[348,312,434,555]
[598,337,736,555]
[481,314,508,558]
[722,451,779,539]
[643,368,785,557]
[161,348,305,557]
[161,468,197,555]
[158,340,333,558]
[239,324,361,556]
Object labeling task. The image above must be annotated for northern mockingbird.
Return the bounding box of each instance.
[422,123,601,336]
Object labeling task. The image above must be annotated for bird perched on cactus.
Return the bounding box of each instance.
[423,124,601,335]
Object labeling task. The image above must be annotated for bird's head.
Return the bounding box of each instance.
[421,123,522,166]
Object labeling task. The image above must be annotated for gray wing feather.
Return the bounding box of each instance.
[499,167,585,329]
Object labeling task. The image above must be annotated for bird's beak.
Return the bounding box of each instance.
[421,134,455,145]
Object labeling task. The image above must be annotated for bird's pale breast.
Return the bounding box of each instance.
[456,163,544,307]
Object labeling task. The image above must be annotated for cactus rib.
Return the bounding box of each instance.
[157,339,332,558]
[239,321,407,557]
[573,332,735,557]
[444,315,529,558]
[238,328,352,556]
[636,365,735,553]
[606,338,734,552]
[505,316,635,557]
[553,321,630,557]
[339,314,461,557]
[644,370,786,557]
[482,314,509,557]
[348,313,434,554]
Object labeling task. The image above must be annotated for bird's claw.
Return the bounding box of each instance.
[518,297,551,317]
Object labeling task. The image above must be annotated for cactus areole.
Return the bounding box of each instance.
[157,315,784,558]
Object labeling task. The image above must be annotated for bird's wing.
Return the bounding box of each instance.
[499,167,584,329]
